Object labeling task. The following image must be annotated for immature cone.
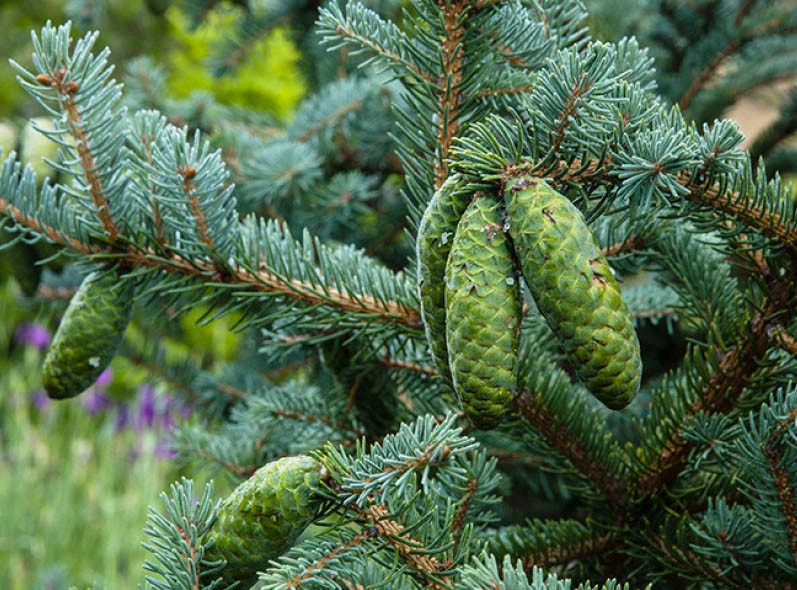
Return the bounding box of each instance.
[206,455,324,586]
[417,174,471,387]
[445,195,520,429]
[504,177,641,409]
[42,270,134,399]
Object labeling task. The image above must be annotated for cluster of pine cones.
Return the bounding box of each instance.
[417,174,642,429]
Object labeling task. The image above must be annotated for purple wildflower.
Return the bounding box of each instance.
[114,403,130,431]
[82,389,110,415]
[153,440,178,459]
[15,323,51,350]
[94,367,113,388]
[31,389,50,411]
[136,384,157,429]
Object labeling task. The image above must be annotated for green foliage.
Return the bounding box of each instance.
[3,2,797,589]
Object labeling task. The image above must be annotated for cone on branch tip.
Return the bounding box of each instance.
[205,455,325,586]
[445,194,521,429]
[504,176,642,409]
[42,270,134,400]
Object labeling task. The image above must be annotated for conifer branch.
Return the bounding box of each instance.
[434,0,470,189]
[678,40,740,111]
[364,503,447,584]
[0,197,101,255]
[179,165,215,250]
[35,71,120,240]
[271,408,367,439]
[514,388,628,505]
[452,478,479,548]
[284,530,373,589]
[195,448,257,479]
[764,408,797,564]
[648,534,751,590]
[550,73,591,155]
[520,533,618,570]
[474,84,535,99]
[678,170,797,249]
[326,19,437,85]
[508,160,797,250]
[772,326,797,357]
[294,99,363,142]
[379,356,440,377]
[0,195,423,327]
[639,273,797,495]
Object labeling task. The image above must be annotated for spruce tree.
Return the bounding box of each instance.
[2,1,797,588]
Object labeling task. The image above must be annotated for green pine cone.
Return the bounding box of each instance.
[504,177,641,409]
[42,270,134,399]
[417,174,471,388]
[445,195,520,429]
[206,455,324,586]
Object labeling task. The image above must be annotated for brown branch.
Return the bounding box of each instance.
[380,356,440,377]
[550,74,591,155]
[36,71,120,240]
[36,284,79,300]
[771,325,797,358]
[179,165,214,250]
[0,198,102,255]
[734,0,757,25]
[295,99,363,142]
[0,196,423,328]
[520,533,618,570]
[602,235,645,257]
[678,40,740,111]
[678,170,797,249]
[474,84,535,99]
[634,308,677,320]
[638,273,797,495]
[765,408,797,564]
[285,529,372,588]
[196,448,257,479]
[434,0,469,189]
[366,503,447,585]
[176,526,201,590]
[505,160,797,250]
[648,532,752,590]
[513,388,629,506]
[451,478,479,548]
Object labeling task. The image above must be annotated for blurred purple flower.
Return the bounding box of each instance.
[82,389,110,415]
[154,440,178,459]
[114,403,130,431]
[31,390,50,411]
[179,404,193,419]
[136,384,157,429]
[15,323,51,350]
[94,367,113,389]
